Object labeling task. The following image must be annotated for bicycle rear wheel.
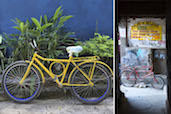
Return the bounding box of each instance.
[151,76,165,90]
[2,62,43,103]
[70,64,112,105]
[120,70,136,87]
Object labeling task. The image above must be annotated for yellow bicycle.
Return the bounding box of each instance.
[2,40,113,104]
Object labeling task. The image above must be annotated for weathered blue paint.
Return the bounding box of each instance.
[0,0,113,41]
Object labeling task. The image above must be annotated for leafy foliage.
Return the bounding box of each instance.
[3,6,77,61]
[0,35,14,74]
[76,33,113,57]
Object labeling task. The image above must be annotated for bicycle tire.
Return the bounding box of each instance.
[151,76,165,90]
[120,70,136,87]
[96,63,113,96]
[2,62,43,103]
[70,64,112,105]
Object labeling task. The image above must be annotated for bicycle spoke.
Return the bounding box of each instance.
[6,76,16,80]
[93,85,105,95]
[6,84,16,89]
[73,76,88,84]
[7,73,16,79]
[17,86,24,98]
[75,86,87,94]
[74,75,85,81]
[77,87,88,96]
[83,87,91,98]
[24,86,31,98]
[92,74,106,83]
[88,87,92,98]
[80,87,89,97]
[22,85,34,96]
[93,69,102,79]
[74,86,85,92]
[18,66,21,77]
[10,69,18,78]
[94,68,101,75]
[91,87,97,98]
[5,79,17,85]
[21,67,27,78]
[8,85,20,96]
[7,84,19,92]
[83,67,89,76]
[75,74,88,83]
[83,86,91,98]
[92,87,101,97]
[13,68,20,78]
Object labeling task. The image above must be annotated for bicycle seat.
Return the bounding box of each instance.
[66,45,83,56]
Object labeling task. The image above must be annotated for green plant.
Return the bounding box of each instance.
[3,6,77,61]
[0,35,14,74]
[76,33,113,57]
[0,35,6,73]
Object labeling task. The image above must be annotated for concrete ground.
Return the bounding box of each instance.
[119,85,167,114]
[0,75,113,114]
[0,96,113,114]
[0,85,113,114]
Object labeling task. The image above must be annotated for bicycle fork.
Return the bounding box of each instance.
[19,60,34,84]
[152,74,158,83]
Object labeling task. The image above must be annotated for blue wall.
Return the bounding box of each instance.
[0,0,113,41]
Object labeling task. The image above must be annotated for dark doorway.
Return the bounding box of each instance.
[117,0,168,114]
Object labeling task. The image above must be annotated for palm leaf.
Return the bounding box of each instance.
[31,18,41,30]
[53,6,62,21]
[44,15,48,24]
[20,22,24,33]
[26,19,30,27]
[13,26,21,31]
[11,19,19,26]
[40,15,42,25]
[41,23,53,32]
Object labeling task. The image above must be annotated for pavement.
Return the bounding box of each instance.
[0,96,113,114]
[119,85,167,114]
[0,74,114,114]
[0,80,113,114]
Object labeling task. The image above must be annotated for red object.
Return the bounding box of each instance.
[158,41,165,44]
[121,65,158,83]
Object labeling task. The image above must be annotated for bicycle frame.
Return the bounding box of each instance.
[19,51,113,87]
[126,66,157,82]
[134,66,154,79]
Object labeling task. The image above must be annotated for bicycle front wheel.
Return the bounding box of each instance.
[2,62,43,103]
[120,70,136,87]
[70,64,112,105]
[151,76,165,90]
